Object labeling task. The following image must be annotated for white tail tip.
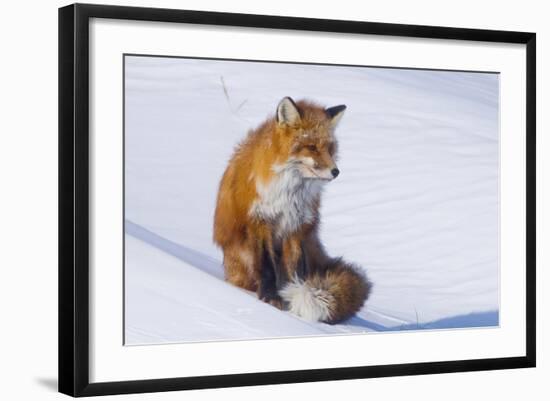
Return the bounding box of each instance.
[280,279,333,322]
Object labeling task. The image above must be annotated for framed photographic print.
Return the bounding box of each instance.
[58,3,536,397]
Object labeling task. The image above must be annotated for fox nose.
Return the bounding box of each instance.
[331,168,340,178]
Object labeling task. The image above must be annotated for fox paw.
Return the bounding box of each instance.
[260,295,285,310]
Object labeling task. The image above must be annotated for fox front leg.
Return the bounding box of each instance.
[258,240,286,309]
[296,241,309,280]
[280,236,306,283]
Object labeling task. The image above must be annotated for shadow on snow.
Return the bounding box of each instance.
[125,219,224,280]
[347,311,499,332]
[125,219,499,333]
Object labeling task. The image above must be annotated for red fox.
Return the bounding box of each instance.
[213,97,371,324]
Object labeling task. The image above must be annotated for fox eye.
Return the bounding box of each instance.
[306,145,317,152]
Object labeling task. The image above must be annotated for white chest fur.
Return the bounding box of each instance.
[250,167,323,237]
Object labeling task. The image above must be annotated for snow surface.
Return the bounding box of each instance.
[124,55,499,345]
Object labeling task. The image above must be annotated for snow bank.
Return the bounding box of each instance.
[124,56,499,344]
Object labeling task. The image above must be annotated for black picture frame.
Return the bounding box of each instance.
[59,3,536,397]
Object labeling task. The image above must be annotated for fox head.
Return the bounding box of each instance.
[274,97,346,181]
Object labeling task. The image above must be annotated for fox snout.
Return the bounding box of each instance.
[308,164,339,181]
[296,157,339,181]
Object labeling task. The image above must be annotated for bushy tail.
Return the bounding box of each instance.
[279,259,372,324]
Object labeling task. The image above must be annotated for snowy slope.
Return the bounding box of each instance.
[124,55,499,344]
[125,223,378,345]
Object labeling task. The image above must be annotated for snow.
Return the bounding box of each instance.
[124,55,499,345]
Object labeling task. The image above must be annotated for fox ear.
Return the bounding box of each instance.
[325,105,346,127]
[277,97,301,126]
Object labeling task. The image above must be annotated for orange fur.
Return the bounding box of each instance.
[213,97,371,323]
